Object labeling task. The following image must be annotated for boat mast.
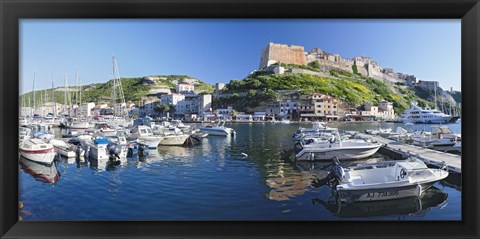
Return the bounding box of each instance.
[33,72,36,115]
[112,56,117,116]
[52,73,56,117]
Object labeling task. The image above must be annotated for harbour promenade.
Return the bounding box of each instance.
[357,133,461,174]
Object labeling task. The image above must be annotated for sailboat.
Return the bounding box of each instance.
[106,56,130,128]
[65,70,90,130]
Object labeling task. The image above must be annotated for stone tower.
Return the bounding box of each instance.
[258,43,307,69]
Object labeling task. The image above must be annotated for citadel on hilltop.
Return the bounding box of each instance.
[259,42,418,86]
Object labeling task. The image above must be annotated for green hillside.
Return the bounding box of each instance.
[220,68,435,113]
[20,75,214,106]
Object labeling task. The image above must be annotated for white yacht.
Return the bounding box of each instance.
[324,157,449,203]
[199,121,236,136]
[398,102,458,124]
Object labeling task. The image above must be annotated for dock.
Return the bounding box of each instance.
[356,133,462,174]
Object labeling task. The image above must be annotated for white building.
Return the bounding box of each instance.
[215,83,225,93]
[77,102,95,117]
[161,93,185,106]
[176,99,197,115]
[139,97,161,117]
[217,106,233,116]
[176,84,195,93]
[197,94,212,114]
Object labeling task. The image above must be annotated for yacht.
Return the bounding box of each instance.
[398,102,458,124]
[199,121,236,136]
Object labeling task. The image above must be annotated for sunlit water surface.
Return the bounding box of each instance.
[19,122,461,220]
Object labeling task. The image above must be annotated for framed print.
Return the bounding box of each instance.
[1,0,479,238]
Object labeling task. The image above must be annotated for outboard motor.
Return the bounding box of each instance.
[107,143,121,161]
[311,156,345,188]
[293,141,304,154]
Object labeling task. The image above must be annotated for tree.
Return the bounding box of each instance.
[312,61,320,69]
[229,109,237,120]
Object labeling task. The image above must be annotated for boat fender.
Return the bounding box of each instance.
[416,184,422,197]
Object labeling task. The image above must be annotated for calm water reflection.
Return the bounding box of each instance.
[19,122,461,220]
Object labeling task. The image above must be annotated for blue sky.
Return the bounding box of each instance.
[20,19,460,94]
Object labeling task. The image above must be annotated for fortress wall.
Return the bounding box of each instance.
[259,43,307,69]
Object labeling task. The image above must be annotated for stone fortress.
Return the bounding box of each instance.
[259,42,418,86]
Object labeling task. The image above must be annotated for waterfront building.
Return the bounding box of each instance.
[77,102,95,117]
[139,97,161,117]
[253,112,267,121]
[161,93,185,106]
[197,94,212,115]
[235,113,253,122]
[176,83,195,93]
[299,93,339,121]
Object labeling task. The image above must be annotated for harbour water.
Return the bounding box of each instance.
[19,122,461,220]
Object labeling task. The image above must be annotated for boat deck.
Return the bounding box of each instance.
[356,133,461,173]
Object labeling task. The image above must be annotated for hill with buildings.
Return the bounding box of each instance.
[20,75,215,107]
[211,42,461,119]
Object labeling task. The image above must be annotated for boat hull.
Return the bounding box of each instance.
[19,148,56,165]
[295,145,381,161]
[158,135,189,146]
[337,182,436,203]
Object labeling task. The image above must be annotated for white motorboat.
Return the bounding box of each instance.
[78,135,110,160]
[398,102,458,124]
[67,119,90,130]
[320,157,449,203]
[280,119,291,124]
[170,120,191,130]
[294,130,381,161]
[294,139,382,161]
[49,139,77,158]
[19,138,57,165]
[91,122,117,137]
[199,121,236,136]
[159,134,189,146]
[128,125,164,149]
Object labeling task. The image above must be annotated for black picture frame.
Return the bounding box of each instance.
[1,0,478,238]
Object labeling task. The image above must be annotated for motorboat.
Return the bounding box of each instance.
[365,128,391,136]
[294,132,382,161]
[292,122,337,141]
[170,120,191,130]
[49,138,77,158]
[318,157,449,203]
[199,121,236,136]
[19,138,57,165]
[67,119,90,130]
[128,125,164,149]
[398,102,458,124]
[280,119,291,124]
[78,135,110,160]
[91,122,117,137]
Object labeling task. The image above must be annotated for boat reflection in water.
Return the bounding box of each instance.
[312,187,448,218]
[19,156,60,184]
